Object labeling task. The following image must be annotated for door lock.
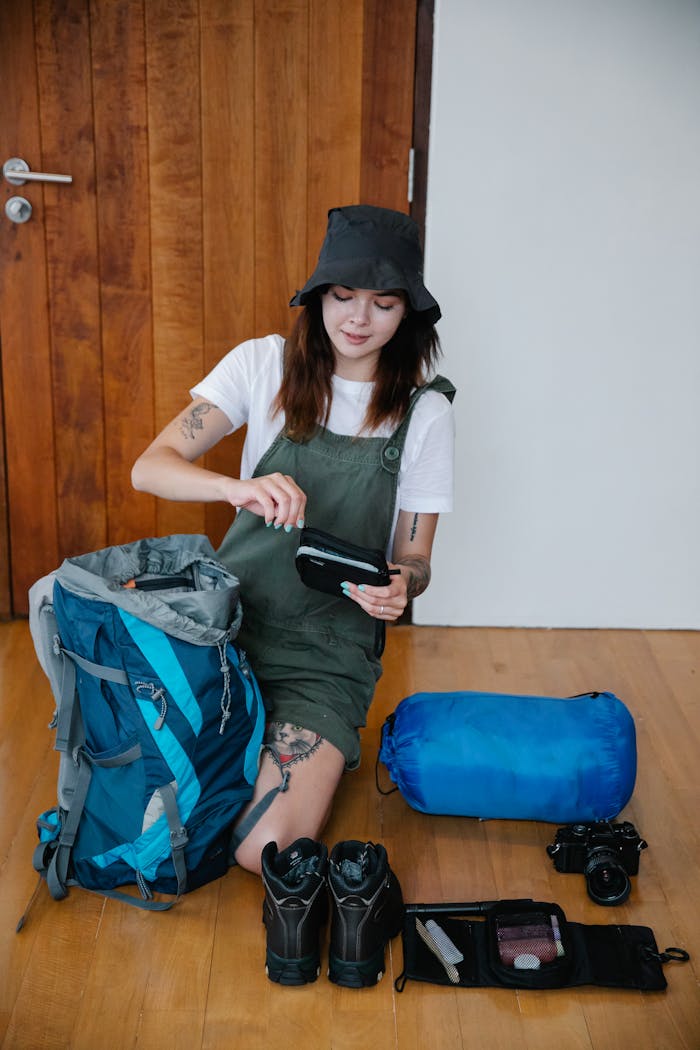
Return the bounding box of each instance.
[5,196,32,224]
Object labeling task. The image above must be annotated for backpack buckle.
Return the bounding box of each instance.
[170,826,188,850]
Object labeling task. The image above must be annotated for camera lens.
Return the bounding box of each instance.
[583,847,631,906]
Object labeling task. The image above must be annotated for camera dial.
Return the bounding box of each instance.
[583,846,631,907]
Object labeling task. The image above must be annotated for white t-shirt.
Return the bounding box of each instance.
[191,335,454,549]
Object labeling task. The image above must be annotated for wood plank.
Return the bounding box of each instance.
[0,368,11,618]
[200,0,256,360]
[90,0,158,546]
[254,0,309,337]
[145,0,206,539]
[70,887,219,1049]
[307,0,364,264]
[0,623,54,863]
[204,868,275,1049]
[0,0,59,614]
[35,0,107,558]
[0,624,101,1048]
[200,0,256,547]
[361,0,417,211]
[3,891,106,1049]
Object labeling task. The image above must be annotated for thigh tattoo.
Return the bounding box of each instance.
[264,721,324,770]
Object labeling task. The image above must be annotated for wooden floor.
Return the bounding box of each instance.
[1,620,698,1049]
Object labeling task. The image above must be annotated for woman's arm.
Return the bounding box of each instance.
[391,509,438,601]
[132,397,306,527]
[339,510,439,621]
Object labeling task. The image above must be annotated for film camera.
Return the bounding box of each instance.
[546,820,647,906]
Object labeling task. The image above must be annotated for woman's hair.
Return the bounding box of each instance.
[273,289,441,441]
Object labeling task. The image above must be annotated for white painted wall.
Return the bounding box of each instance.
[415,0,700,628]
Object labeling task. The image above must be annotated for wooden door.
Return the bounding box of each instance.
[0,0,418,617]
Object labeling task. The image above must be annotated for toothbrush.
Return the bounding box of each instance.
[425,919,464,964]
[415,917,461,984]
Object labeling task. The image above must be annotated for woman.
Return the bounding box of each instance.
[131,205,454,879]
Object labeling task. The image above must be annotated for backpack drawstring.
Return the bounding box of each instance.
[218,640,232,734]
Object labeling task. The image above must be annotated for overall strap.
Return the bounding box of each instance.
[379,374,456,476]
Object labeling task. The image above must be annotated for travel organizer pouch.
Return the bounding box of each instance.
[295,526,392,597]
[396,899,689,993]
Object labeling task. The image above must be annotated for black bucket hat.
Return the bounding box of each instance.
[290,205,441,324]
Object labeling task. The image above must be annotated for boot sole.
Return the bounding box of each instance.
[327,945,386,988]
[265,947,321,986]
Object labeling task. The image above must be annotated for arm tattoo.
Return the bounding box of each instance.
[409,513,419,541]
[396,555,431,600]
[179,401,216,440]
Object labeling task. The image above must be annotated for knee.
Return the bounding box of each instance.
[234,835,264,876]
[233,817,301,876]
[233,808,331,877]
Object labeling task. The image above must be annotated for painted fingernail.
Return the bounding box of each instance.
[358,585,366,593]
[284,524,293,533]
[341,582,351,592]
[265,520,273,527]
[297,518,305,529]
[274,523,282,530]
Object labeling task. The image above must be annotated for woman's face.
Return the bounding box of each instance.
[321,286,407,380]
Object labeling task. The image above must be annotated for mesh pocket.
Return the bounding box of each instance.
[487,904,572,988]
[495,913,562,969]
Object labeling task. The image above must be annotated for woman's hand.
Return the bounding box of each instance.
[132,398,306,528]
[339,565,409,621]
[223,473,307,530]
[339,510,440,621]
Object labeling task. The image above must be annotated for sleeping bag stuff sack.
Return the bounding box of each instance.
[378,691,637,823]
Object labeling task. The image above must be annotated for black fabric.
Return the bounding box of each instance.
[295,527,391,658]
[396,900,688,993]
[295,527,391,595]
[289,205,441,323]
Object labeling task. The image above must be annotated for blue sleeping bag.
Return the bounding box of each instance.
[378,690,637,823]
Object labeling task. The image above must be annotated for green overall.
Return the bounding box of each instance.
[217,375,455,769]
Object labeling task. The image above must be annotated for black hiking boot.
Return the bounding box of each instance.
[327,839,404,987]
[261,837,329,985]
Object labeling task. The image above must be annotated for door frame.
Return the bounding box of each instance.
[411,0,436,241]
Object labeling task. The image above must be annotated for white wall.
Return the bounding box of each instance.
[416,0,700,629]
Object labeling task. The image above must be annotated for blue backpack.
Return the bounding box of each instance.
[25,535,271,917]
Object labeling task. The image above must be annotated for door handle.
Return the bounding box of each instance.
[3,157,72,186]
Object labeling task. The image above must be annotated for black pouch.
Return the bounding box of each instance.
[396,899,689,993]
[295,527,391,596]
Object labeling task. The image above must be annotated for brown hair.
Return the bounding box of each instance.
[273,290,441,441]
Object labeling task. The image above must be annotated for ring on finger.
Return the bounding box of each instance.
[379,605,384,615]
